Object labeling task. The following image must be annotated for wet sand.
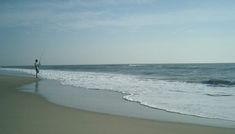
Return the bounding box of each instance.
[0,75,234,134]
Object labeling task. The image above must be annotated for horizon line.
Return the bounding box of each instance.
[2,62,235,67]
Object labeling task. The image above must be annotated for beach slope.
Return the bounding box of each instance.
[0,75,234,134]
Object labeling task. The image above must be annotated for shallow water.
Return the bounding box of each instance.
[2,63,235,121]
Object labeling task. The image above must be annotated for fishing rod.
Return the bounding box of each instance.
[39,48,45,65]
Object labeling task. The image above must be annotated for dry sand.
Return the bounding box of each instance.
[0,75,234,134]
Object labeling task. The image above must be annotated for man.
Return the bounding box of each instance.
[34,59,40,78]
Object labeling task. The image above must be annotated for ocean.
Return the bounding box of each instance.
[1,63,235,121]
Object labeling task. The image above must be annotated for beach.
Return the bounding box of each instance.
[0,74,235,134]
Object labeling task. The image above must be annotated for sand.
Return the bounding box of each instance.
[0,75,235,134]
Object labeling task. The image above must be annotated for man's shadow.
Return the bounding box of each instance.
[35,80,39,93]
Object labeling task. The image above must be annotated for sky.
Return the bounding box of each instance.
[0,0,235,66]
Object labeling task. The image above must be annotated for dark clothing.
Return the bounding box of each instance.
[34,61,40,78]
[36,67,39,73]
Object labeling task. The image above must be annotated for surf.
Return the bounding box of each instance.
[1,67,235,122]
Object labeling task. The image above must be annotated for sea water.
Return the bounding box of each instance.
[1,64,235,121]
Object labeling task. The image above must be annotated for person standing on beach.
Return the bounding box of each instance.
[34,59,40,78]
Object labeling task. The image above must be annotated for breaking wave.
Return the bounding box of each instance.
[1,67,235,121]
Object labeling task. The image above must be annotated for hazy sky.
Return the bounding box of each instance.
[1,0,235,66]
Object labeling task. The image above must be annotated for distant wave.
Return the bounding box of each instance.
[202,79,235,87]
[128,64,142,67]
[206,93,233,97]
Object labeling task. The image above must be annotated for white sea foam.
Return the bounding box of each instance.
[2,68,235,121]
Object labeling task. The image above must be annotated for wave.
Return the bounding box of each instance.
[206,93,233,97]
[202,79,235,87]
[128,64,142,67]
[1,68,235,121]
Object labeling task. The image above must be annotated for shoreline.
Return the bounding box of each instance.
[1,74,235,134]
[21,78,235,128]
[2,66,235,124]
